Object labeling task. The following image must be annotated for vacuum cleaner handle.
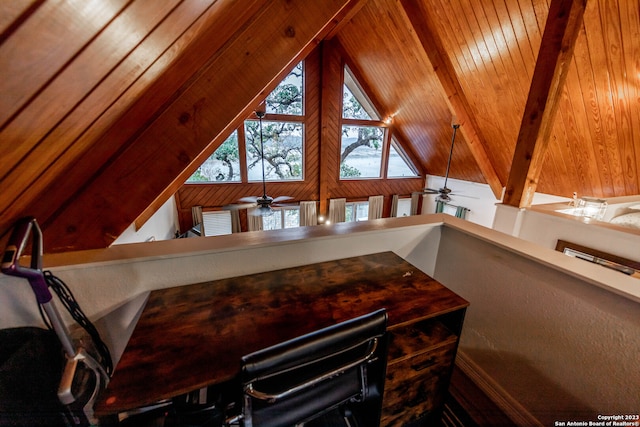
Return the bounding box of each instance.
[2,217,77,357]
[1,216,52,304]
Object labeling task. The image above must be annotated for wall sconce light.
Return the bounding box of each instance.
[577,197,607,220]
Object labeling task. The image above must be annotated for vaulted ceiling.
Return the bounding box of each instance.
[1,0,638,253]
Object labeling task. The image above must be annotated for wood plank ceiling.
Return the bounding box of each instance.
[0,0,639,253]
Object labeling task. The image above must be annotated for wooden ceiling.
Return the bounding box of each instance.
[1,0,639,253]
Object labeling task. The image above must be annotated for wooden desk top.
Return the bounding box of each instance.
[95,251,468,416]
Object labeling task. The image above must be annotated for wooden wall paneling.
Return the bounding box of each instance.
[549,60,600,197]
[503,0,587,208]
[559,10,612,196]
[319,39,344,216]
[38,0,353,252]
[5,0,266,244]
[490,0,533,95]
[400,0,503,199]
[0,0,44,38]
[582,0,626,196]
[302,46,323,202]
[0,0,186,222]
[566,43,608,197]
[470,0,533,179]
[0,0,131,219]
[0,0,129,128]
[3,0,640,252]
[599,0,638,195]
[414,0,473,171]
[1,0,180,160]
[0,0,253,240]
[523,0,550,38]
[437,0,543,184]
[502,0,538,71]
[477,0,534,139]
[621,0,640,194]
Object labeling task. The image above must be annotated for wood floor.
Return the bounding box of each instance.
[441,365,514,427]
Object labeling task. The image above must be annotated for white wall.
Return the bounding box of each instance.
[434,225,640,425]
[112,196,180,245]
[423,175,570,229]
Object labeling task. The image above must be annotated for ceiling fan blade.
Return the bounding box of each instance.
[238,196,259,203]
[272,195,293,203]
[272,201,298,208]
[449,193,479,200]
[223,202,257,211]
[412,188,439,195]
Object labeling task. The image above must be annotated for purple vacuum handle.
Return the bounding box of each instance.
[1,217,52,304]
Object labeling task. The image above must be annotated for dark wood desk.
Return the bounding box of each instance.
[95,252,468,425]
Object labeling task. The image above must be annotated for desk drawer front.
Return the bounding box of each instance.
[382,341,456,426]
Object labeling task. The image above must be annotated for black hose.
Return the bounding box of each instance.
[43,271,113,377]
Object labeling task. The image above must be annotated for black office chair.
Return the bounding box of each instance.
[228,309,388,427]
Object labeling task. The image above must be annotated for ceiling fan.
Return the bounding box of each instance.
[225,110,294,216]
[414,122,461,203]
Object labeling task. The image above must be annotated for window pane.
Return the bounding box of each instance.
[245,121,303,181]
[283,208,300,228]
[340,126,384,178]
[187,131,241,182]
[342,66,379,120]
[266,62,303,116]
[343,85,373,120]
[345,203,354,222]
[356,203,369,221]
[263,212,283,231]
[388,139,419,177]
[396,198,412,217]
[202,211,232,236]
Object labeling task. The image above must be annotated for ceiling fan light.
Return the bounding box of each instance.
[258,205,274,217]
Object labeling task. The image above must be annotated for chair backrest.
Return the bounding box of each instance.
[239,309,388,427]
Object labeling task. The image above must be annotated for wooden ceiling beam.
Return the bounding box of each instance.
[39,0,354,252]
[399,0,503,200]
[503,0,587,208]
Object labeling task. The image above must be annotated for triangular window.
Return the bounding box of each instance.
[342,66,379,120]
[388,138,419,177]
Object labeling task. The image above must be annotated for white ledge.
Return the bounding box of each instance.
[43,214,640,304]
